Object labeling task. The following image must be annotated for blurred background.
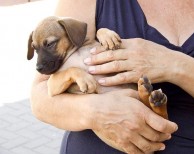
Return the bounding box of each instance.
[0,1,65,154]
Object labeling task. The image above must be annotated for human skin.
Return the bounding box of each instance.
[30,0,179,153]
[85,39,194,98]
[84,0,194,98]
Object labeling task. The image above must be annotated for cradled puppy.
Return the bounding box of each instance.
[27,16,168,153]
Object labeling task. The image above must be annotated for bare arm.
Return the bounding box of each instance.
[31,73,96,131]
[167,50,194,97]
[31,72,177,153]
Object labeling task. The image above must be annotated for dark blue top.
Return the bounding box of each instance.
[96,0,194,140]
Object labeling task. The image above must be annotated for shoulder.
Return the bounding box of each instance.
[55,0,96,17]
[55,0,97,40]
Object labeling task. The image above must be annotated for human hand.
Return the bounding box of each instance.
[84,38,173,86]
[90,89,178,153]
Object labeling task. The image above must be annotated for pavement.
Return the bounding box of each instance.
[0,99,64,154]
[0,1,65,154]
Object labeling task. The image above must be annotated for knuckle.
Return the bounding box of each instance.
[91,55,97,63]
[124,147,138,154]
[116,139,125,146]
[130,124,141,131]
[107,50,115,59]
[112,61,121,71]
[141,144,152,153]
[157,123,168,132]
[96,65,102,72]
[116,73,127,82]
[153,134,160,141]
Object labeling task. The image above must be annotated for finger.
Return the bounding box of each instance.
[97,72,137,86]
[122,142,144,154]
[88,60,130,75]
[90,45,107,55]
[129,132,165,153]
[145,111,178,134]
[87,49,128,65]
[140,124,171,142]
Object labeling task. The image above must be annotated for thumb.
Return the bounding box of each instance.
[145,111,178,134]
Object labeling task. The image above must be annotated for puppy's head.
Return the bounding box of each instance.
[27,16,87,75]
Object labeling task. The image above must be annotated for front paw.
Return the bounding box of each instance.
[75,72,98,94]
[97,28,121,50]
[138,75,153,107]
[149,89,167,107]
[138,75,153,95]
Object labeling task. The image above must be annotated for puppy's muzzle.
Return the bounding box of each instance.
[36,51,64,75]
[36,59,63,75]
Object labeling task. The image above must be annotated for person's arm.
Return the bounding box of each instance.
[31,73,177,153]
[31,73,95,131]
[85,38,194,97]
[30,1,178,153]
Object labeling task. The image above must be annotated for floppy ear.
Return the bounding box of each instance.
[58,18,87,47]
[27,32,34,60]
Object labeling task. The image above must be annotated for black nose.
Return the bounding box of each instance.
[36,64,44,72]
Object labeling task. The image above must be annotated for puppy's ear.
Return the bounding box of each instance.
[58,18,87,47]
[27,32,34,60]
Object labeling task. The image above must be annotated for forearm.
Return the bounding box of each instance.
[166,50,194,97]
[30,74,96,131]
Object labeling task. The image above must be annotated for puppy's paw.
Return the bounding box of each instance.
[76,73,98,94]
[138,75,153,95]
[138,75,153,107]
[97,28,121,50]
[149,89,167,107]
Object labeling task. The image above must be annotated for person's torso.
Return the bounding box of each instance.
[95,0,194,140]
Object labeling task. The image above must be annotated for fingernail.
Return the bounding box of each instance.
[98,78,105,84]
[167,134,171,140]
[90,47,96,54]
[88,66,95,73]
[159,146,165,151]
[84,57,91,64]
[174,125,178,131]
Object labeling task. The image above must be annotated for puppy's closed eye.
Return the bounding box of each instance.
[43,40,57,49]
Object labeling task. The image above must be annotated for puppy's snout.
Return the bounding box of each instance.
[36,64,44,72]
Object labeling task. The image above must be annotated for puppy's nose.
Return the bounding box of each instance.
[36,65,44,72]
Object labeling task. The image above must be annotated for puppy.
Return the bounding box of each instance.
[28,16,168,152]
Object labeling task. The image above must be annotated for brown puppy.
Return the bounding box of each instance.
[27,16,168,152]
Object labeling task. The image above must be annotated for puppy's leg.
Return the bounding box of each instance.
[96,28,122,50]
[47,67,97,97]
[138,76,168,119]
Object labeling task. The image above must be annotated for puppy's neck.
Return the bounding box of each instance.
[63,37,94,63]
[63,45,78,63]
[83,37,95,46]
